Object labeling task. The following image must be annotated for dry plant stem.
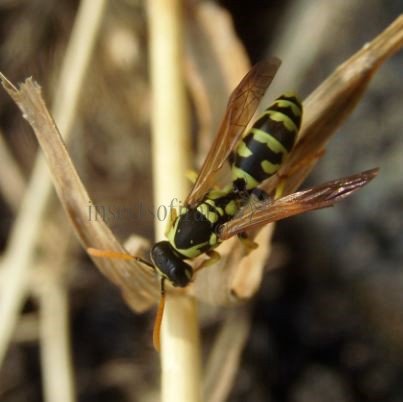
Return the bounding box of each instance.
[0,132,25,212]
[13,313,38,343]
[184,2,250,160]
[147,0,201,401]
[38,270,75,402]
[281,15,403,194]
[0,76,158,308]
[269,0,361,94]
[204,307,251,402]
[36,234,76,402]
[0,0,107,368]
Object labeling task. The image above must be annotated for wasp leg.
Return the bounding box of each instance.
[164,207,178,237]
[238,232,258,253]
[194,250,221,272]
[185,169,198,184]
[87,248,154,268]
[152,278,166,352]
[274,179,286,200]
[232,178,251,206]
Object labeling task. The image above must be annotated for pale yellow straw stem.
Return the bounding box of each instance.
[147,0,202,401]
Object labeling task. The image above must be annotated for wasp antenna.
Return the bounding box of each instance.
[87,248,134,260]
[87,247,155,268]
[153,278,166,352]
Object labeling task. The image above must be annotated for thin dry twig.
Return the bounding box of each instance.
[30,228,77,402]
[204,307,251,402]
[269,0,364,95]
[184,2,250,161]
[12,313,39,343]
[0,75,159,308]
[37,269,75,402]
[0,132,25,212]
[147,0,201,401]
[279,14,403,195]
[0,0,108,372]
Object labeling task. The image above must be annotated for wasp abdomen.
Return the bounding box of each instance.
[232,93,302,191]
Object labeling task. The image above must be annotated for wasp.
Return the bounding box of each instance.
[89,58,378,349]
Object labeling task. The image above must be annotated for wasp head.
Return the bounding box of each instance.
[150,241,193,287]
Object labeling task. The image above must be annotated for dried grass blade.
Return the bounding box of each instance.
[0,74,159,312]
[184,1,250,160]
[0,0,110,368]
[37,271,75,402]
[0,131,25,211]
[147,0,201,400]
[280,15,403,194]
[204,307,251,402]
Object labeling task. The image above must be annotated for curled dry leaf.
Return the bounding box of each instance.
[0,73,159,312]
[278,14,403,195]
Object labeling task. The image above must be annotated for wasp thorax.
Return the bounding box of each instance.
[150,241,193,287]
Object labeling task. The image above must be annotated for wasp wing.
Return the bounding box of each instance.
[219,168,378,239]
[185,58,282,207]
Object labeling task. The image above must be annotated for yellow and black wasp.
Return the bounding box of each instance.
[89,58,378,349]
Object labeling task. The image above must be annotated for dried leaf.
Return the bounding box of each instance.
[279,15,403,195]
[204,307,251,402]
[0,74,159,312]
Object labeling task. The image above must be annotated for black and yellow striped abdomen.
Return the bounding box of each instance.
[232,94,302,191]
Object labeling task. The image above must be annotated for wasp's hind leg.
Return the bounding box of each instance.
[194,249,221,273]
[237,232,258,253]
